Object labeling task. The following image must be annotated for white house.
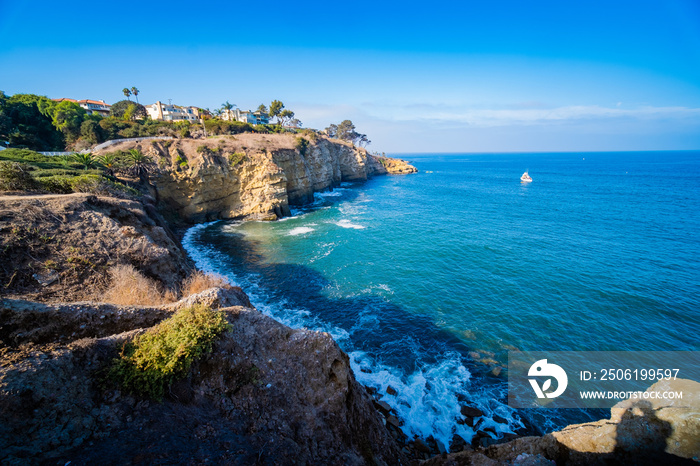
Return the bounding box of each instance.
[221,108,269,125]
[147,101,200,122]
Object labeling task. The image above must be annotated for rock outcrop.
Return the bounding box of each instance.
[424,378,700,465]
[98,134,417,223]
[0,288,405,465]
[0,193,191,302]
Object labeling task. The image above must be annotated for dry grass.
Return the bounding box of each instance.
[102,264,176,306]
[101,266,230,306]
[181,270,231,297]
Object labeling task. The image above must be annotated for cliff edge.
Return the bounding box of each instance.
[97,133,417,223]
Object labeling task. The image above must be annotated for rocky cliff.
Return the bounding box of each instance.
[97,134,417,223]
[0,288,404,465]
[0,193,190,302]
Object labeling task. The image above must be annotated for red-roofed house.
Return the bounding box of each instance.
[52,98,111,116]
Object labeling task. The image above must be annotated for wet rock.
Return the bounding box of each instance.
[468,351,481,359]
[386,385,398,396]
[460,405,484,418]
[373,400,392,415]
[491,366,502,377]
[386,415,400,428]
[493,414,508,424]
[449,434,468,452]
[413,438,430,453]
[435,439,447,455]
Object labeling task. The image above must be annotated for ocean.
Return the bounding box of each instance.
[182,151,700,448]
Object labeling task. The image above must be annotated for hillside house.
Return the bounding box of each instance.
[147,101,200,122]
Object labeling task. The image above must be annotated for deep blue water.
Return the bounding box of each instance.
[183,151,700,446]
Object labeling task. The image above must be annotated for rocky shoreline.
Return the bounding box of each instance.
[1,138,698,465]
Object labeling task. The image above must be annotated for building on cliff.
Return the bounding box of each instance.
[221,108,269,125]
[147,101,201,122]
[53,98,111,116]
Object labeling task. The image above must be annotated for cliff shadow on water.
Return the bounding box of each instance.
[190,216,607,448]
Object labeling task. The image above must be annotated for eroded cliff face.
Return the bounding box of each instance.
[98,134,416,223]
[0,289,405,465]
[0,193,190,302]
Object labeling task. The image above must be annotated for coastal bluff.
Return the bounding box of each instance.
[96,133,417,223]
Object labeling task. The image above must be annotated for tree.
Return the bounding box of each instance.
[72,152,97,170]
[279,109,294,127]
[111,100,146,120]
[289,118,302,129]
[257,104,268,114]
[336,120,358,141]
[98,153,117,176]
[131,87,140,103]
[324,124,338,138]
[269,100,284,124]
[0,93,64,150]
[126,149,155,183]
[123,88,132,100]
[80,119,104,145]
[221,101,235,112]
[51,100,87,143]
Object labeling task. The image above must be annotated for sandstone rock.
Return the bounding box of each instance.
[100,135,416,224]
[171,286,252,310]
[429,379,700,465]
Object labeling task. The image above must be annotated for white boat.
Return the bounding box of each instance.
[520,171,532,182]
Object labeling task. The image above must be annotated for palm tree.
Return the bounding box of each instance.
[221,101,236,120]
[131,87,140,103]
[72,152,97,170]
[98,154,117,176]
[127,149,155,183]
[122,88,132,100]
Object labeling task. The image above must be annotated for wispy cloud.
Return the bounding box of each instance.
[365,104,700,128]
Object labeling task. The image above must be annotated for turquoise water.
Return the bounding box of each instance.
[183,151,700,446]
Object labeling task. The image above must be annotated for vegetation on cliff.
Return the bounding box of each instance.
[0,148,138,196]
[108,304,231,400]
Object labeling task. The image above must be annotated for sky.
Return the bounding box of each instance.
[2,0,700,153]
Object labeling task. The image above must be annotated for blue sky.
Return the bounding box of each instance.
[2,0,700,152]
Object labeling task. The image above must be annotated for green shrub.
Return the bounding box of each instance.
[295,137,309,156]
[38,174,137,196]
[38,176,73,193]
[228,152,246,167]
[108,305,231,400]
[0,161,37,191]
[31,168,98,178]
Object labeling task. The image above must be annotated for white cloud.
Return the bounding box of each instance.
[372,104,700,127]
